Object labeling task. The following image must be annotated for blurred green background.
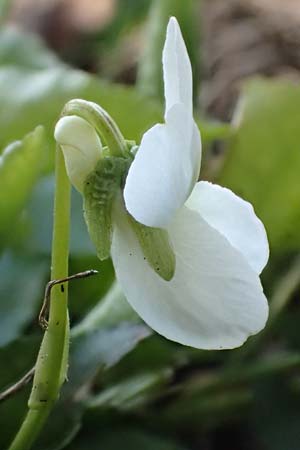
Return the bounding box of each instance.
[1,0,300,449]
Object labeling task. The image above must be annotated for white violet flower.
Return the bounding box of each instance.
[55,17,269,350]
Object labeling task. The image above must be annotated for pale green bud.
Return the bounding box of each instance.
[54,115,102,192]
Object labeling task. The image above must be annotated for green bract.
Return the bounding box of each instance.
[83,155,131,261]
[129,217,176,281]
[82,151,176,281]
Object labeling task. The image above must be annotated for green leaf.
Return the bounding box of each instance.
[218,79,300,251]
[158,353,300,428]
[68,324,150,396]
[0,251,47,346]
[1,283,147,449]
[71,282,140,337]
[68,256,114,318]
[87,369,172,411]
[1,285,149,449]
[0,336,40,449]
[0,126,45,245]
[19,285,147,450]
[0,26,60,69]
[69,428,188,450]
[251,376,300,450]
[0,26,226,172]
[22,176,95,256]
[0,26,162,162]
[31,321,150,450]
[199,119,233,143]
[269,256,300,323]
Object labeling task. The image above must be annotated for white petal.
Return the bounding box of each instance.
[163,17,193,115]
[186,182,269,274]
[111,203,268,350]
[124,104,201,227]
[54,116,102,192]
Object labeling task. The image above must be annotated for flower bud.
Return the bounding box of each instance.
[54,115,102,192]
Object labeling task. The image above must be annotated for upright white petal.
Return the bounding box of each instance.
[111,204,268,350]
[123,17,200,227]
[124,104,201,227]
[163,16,193,115]
[54,116,102,192]
[186,182,269,274]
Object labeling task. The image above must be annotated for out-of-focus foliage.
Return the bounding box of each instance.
[137,0,199,100]
[0,126,45,242]
[0,337,40,447]
[96,0,152,46]
[219,79,300,252]
[0,26,223,162]
[32,298,150,450]
[0,252,47,346]
[0,26,162,167]
[1,2,300,450]
[0,27,59,68]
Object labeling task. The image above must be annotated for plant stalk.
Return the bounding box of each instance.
[8,146,71,450]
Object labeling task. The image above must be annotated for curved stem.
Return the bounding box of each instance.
[8,146,71,450]
[62,99,127,157]
[7,409,51,450]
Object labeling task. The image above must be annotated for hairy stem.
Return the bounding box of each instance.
[8,146,71,450]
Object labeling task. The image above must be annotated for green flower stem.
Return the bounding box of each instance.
[8,146,71,450]
[62,99,127,157]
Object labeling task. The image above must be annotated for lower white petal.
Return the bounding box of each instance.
[111,204,268,350]
[186,181,269,274]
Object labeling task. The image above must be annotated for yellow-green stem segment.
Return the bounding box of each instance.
[8,146,71,450]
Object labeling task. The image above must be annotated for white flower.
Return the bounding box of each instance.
[55,17,269,350]
[112,17,269,349]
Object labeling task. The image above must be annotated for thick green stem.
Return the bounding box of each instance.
[8,147,71,450]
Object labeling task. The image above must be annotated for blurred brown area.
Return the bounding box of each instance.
[7,0,300,119]
[8,0,117,63]
[8,0,143,79]
[9,0,116,34]
[201,0,300,120]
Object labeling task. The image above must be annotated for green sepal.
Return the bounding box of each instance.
[83,156,131,260]
[129,217,176,281]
